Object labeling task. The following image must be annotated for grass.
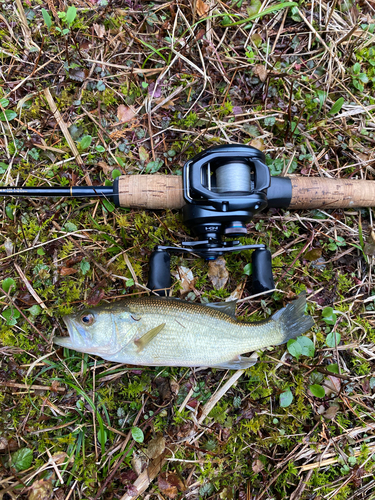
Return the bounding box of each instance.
[1,0,375,499]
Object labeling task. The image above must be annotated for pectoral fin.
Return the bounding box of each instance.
[134,323,165,352]
[212,354,258,370]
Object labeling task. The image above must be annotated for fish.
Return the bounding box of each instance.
[54,292,314,369]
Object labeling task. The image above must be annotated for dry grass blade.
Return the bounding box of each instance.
[43,88,85,171]
[119,449,172,500]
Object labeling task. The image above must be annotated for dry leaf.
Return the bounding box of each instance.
[364,229,375,256]
[158,472,184,499]
[87,280,107,306]
[2,438,18,452]
[0,437,8,451]
[68,68,88,82]
[195,28,206,40]
[304,248,323,261]
[155,377,172,400]
[323,375,341,397]
[251,33,263,46]
[148,81,162,98]
[132,450,148,475]
[117,104,136,123]
[146,435,166,460]
[98,161,112,175]
[176,421,195,439]
[119,470,137,486]
[324,405,339,420]
[126,485,139,497]
[196,0,209,17]
[65,255,83,267]
[80,40,92,51]
[250,138,265,151]
[208,256,229,289]
[50,452,68,465]
[17,292,38,305]
[59,267,78,276]
[316,404,325,415]
[93,23,105,38]
[156,97,175,109]
[50,380,60,393]
[226,282,244,301]
[110,130,128,140]
[170,379,179,395]
[4,239,13,256]
[139,146,149,163]
[233,106,243,115]
[162,99,175,109]
[28,479,53,500]
[87,288,105,306]
[172,266,196,295]
[253,64,268,82]
[252,459,264,474]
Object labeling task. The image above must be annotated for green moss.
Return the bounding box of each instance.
[337,272,354,293]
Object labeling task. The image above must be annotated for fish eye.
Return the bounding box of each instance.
[80,313,95,326]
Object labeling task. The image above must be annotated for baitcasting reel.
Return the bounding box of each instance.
[148,145,281,296]
[1,140,372,296]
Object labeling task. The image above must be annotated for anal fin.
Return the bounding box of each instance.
[135,323,165,352]
[212,354,258,370]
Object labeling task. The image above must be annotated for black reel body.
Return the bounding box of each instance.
[183,144,270,240]
[148,145,278,296]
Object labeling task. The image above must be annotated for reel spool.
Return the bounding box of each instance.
[147,145,275,297]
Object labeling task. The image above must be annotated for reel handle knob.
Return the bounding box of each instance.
[147,248,171,296]
[251,248,275,296]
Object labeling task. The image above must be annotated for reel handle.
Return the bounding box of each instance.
[146,249,171,296]
[147,246,275,297]
[251,248,275,296]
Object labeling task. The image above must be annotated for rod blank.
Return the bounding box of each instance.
[0,185,114,199]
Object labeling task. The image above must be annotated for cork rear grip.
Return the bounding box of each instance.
[290,177,375,209]
[117,175,184,209]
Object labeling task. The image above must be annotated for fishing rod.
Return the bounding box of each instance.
[0,145,373,295]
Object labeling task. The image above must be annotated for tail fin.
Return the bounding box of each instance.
[272,292,314,345]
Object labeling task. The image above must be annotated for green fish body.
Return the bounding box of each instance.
[54,293,314,369]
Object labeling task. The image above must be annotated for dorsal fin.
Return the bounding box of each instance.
[134,323,165,352]
[205,301,237,318]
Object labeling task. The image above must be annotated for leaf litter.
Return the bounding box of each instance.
[1,1,375,499]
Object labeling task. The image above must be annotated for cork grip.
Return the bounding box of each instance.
[117,175,185,209]
[290,177,375,209]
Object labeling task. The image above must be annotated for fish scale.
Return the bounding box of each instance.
[55,293,314,369]
[125,302,278,366]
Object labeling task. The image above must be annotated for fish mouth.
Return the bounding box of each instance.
[54,316,78,350]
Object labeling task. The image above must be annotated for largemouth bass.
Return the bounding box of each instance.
[54,293,314,369]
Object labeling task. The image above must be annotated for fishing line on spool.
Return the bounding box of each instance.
[215,161,253,193]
